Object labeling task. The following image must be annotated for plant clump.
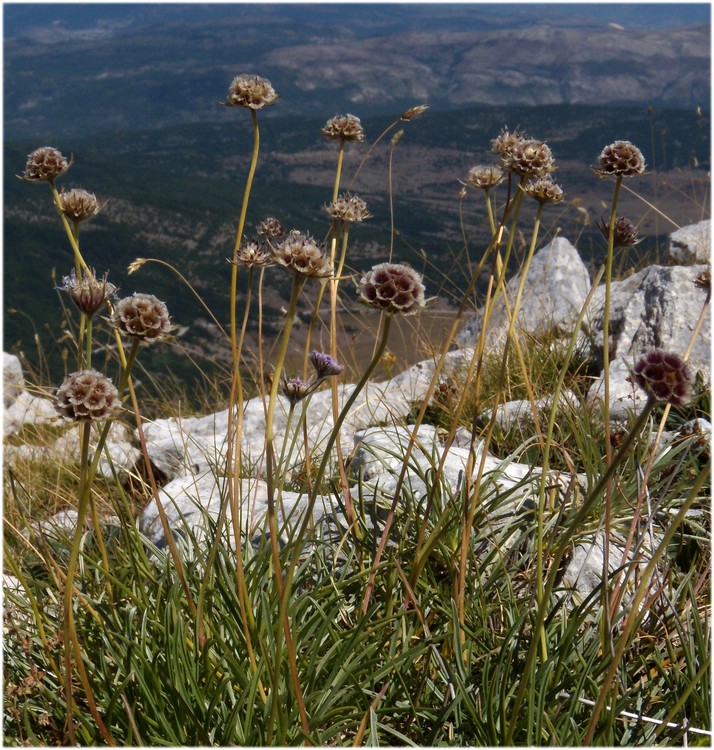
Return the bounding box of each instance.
[358,262,426,316]
[55,369,120,422]
[111,293,172,340]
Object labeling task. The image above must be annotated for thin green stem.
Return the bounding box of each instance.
[505,398,658,744]
[601,174,623,655]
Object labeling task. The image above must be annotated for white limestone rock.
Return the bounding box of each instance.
[457,236,591,345]
[3,353,24,409]
[667,220,711,264]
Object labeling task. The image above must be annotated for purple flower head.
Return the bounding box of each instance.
[309,351,345,379]
[281,376,310,405]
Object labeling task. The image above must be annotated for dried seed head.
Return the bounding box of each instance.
[58,188,101,222]
[504,139,555,176]
[400,104,429,121]
[21,147,70,182]
[274,231,332,278]
[490,127,528,158]
[230,239,273,268]
[525,175,564,204]
[326,193,371,223]
[633,350,693,406]
[466,164,504,190]
[693,268,711,294]
[59,269,115,316]
[309,351,345,379]
[597,215,642,248]
[597,140,646,177]
[281,375,310,405]
[112,293,171,340]
[256,217,285,239]
[321,114,365,142]
[223,74,278,109]
[358,262,426,316]
[55,369,120,422]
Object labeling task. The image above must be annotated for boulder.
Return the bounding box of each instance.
[585,263,710,416]
[457,236,591,346]
[139,348,473,483]
[3,389,58,437]
[3,353,24,409]
[667,220,711,264]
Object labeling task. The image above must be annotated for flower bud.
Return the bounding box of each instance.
[309,351,345,379]
[281,376,310,405]
[60,269,115,316]
[597,216,642,248]
[56,369,119,422]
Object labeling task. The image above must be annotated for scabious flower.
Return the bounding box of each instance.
[490,127,528,158]
[256,217,285,239]
[112,293,171,340]
[229,239,273,268]
[633,350,693,406]
[358,262,426,316]
[59,269,115,316]
[58,188,102,222]
[273,231,332,278]
[465,164,504,190]
[21,146,70,183]
[525,175,564,204]
[309,351,345,379]
[281,375,310,405]
[322,114,365,142]
[55,369,120,422]
[223,74,278,109]
[597,216,642,248]
[504,139,555,177]
[596,140,646,177]
[326,193,371,223]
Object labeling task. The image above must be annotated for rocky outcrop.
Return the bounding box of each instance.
[456,236,592,346]
[667,220,711,264]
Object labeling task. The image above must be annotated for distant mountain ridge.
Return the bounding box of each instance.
[4,5,710,140]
